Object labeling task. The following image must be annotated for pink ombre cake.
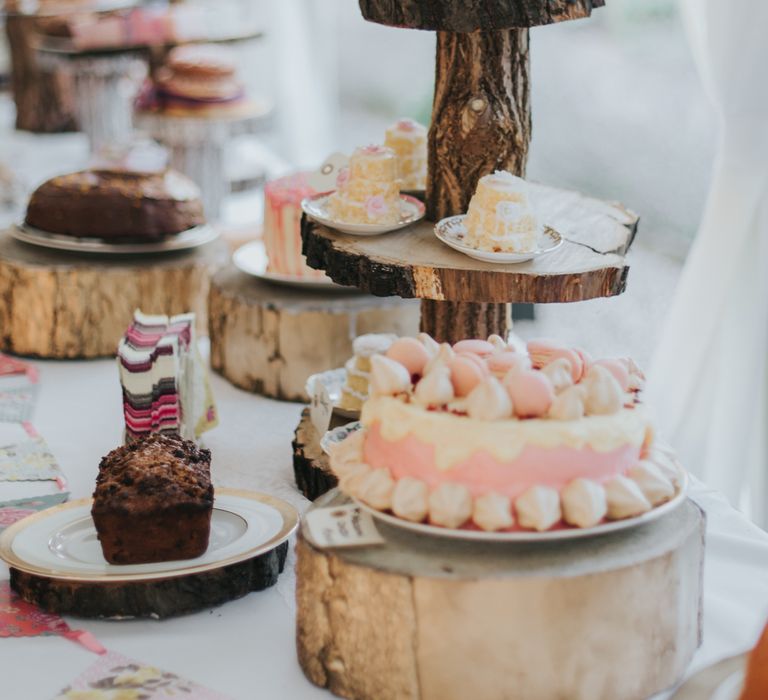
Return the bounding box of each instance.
[263,172,328,280]
[329,334,680,532]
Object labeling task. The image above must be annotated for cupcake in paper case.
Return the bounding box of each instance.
[463,171,539,253]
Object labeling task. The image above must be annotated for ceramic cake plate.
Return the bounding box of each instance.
[11,222,219,255]
[434,214,563,264]
[0,488,298,583]
[233,240,353,292]
[301,192,426,236]
[321,423,690,543]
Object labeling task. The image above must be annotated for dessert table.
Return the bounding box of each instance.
[1,354,767,699]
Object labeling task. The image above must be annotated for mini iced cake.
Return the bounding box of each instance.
[263,172,326,280]
[463,171,539,253]
[384,118,427,190]
[137,44,246,117]
[339,333,397,413]
[329,333,681,532]
[327,145,400,225]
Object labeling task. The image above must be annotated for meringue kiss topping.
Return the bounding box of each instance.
[369,354,412,398]
[466,377,513,421]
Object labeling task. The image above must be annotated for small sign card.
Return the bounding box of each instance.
[310,380,334,437]
[306,151,350,192]
[304,503,385,548]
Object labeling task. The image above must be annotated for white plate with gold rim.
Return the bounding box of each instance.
[11,222,219,255]
[301,192,425,236]
[0,488,298,582]
[434,215,563,264]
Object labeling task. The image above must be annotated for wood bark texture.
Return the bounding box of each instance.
[11,541,288,619]
[427,29,530,221]
[0,234,227,358]
[293,408,338,501]
[296,492,705,700]
[5,16,77,133]
[359,0,605,31]
[208,267,420,401]
[419,300,511,344]
[302,184,637,306]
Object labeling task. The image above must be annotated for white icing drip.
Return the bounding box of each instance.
[361,396,650,472]
[352,333,397,358]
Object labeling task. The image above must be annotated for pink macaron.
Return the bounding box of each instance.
[527,340,583,383]
[453,339,495,357]
[593,359,630,392]
[449,355,486,397]
[385,337,431,377]
[504,370,555,418]
[487,351,528,377]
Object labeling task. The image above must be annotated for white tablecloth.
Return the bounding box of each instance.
[1,357,768,699]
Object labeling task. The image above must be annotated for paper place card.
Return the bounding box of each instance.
[0,436,63,482]
[53,651,234,700]
[0,492,69,532]
[0,382,39,423]
[304,504,385,548]
[306,151,350,192]
[310,380,334,436]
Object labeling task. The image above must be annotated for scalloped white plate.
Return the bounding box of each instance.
[434,214,563,264]
[12,222,218,255]
[301,192,425,236]
[306,368,361,420]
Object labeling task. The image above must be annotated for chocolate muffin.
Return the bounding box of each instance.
[25,169,205,240]
[92,433,213,565]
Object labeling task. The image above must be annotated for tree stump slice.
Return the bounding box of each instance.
[359,0,605,31]
[292,407,338,501]
[11,540,288,619]
[296,491,705,700]
[0,233,228,358]
[302,184,637,306]
[208,267,420,401]
[5,15,77,133]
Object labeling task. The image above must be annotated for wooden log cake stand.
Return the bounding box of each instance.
[0,233,228,359]
[11,541,289,620]
[208,266,420,401]
[301,0,636,344]
[293,407,338,501]
[296,491,705,700]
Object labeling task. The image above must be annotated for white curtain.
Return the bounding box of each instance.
[647,1,768,527]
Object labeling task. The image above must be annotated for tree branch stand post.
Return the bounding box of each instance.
[0,233,228,359]
[297,491,705,700]
[208,267,420,401]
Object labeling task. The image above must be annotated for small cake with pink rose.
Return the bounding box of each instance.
[329,333,682,532]
[263,172,328,280]
[463,170,539,253]
[327,145,400,225]
[384,118,427,190]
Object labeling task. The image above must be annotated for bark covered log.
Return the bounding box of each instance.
[11,541,288,619]
[359,0,605,31]
[0,233,227,358]
[5,15,77,133]
[296,491,704,700]
[420,300,511,344]
[293,408,338,501]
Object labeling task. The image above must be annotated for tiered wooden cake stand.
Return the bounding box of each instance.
[295,2,706,699]
[209,268,420,402]
[0,232,227,358]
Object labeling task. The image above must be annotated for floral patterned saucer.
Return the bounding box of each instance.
[301,192,425,236]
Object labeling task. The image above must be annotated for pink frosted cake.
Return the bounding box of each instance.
[329,334,681,532]
[263,172,327,280]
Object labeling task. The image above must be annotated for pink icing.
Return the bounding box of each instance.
[364,423,640,500]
